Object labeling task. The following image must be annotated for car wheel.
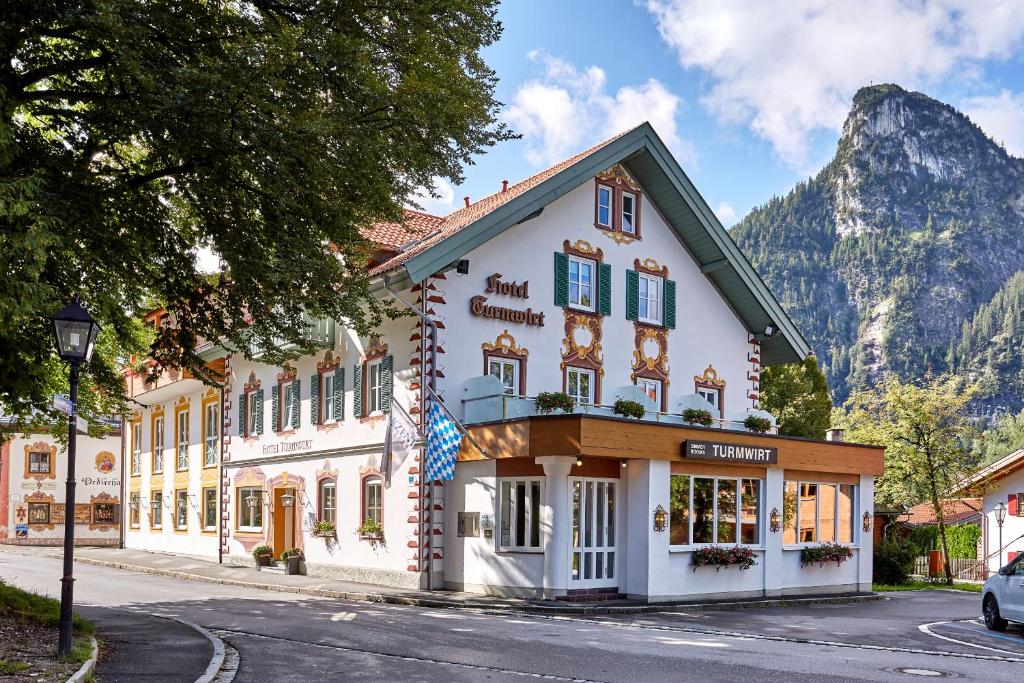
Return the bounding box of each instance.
[983,595,1008,631]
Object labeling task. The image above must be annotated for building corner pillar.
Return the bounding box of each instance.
[764,467,784,596]
[535,455,575,599]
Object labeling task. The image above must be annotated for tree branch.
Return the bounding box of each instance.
[123,162,195,190]
[18,54,112,89]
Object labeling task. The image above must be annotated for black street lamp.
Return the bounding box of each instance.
[994,502,1007,569]
[49,296,101,656]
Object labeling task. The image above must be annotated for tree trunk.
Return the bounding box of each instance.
[928,476,953,585]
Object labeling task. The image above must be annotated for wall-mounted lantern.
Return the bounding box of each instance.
[653,504,667,532]
[769,507,780,534]
[280,490,296,509]
[862,511,873,533]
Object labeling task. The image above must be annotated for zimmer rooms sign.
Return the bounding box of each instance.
[683,439,778,464]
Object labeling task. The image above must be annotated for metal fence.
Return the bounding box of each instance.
[913,556,986,581]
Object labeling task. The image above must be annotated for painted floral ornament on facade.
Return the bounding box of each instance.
[596,164,641,245]
[694,364,726,388]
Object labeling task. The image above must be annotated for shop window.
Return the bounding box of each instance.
[669,474,762,546]
[130,493,141,528]
[783,481,856,545]
[203,402,219,467]
[203,488,217,531]
[362,476,382,527]
[28,451,51,474]
[153,417,165,472]
[175,490,188,530]
[319,479,336,525]
[151,491,163,528]
[565,366,595,405]
[131,423,141,475]
[499,479,542,551]
[175,409,189,470]
[237,487,263,531]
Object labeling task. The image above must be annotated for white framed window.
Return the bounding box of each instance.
[319,479,336,524]
[237,487,263,531]
[363,476,382,526]
[367,361,383,414]
[203,487,217,530]
[153,417,165,473]
[568,256,595,311]
[638,273,662,325]
[151,491,163,528]
[637,378,661,407]
[566,367,595,405]
[131,423,141,475]
[323,374,336,422]
[596,185,612,227]
[246,391,258,436]
[696,386,720,412]
[176,410,189,470]
[28,451,51,474]
[204,403,218,466]
[488,357,520,396]
[281,380,295,429]
[783,481,856,545]
[499,479,542,551]
[621,191,636,234]
[175,489,188,530]
[129,493,141,528]
[669,475,762,546]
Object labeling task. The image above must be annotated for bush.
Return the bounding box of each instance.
[682,408,714,426]
[743,415,772,433]
[909,524,981,559]
[613,399,645,419]
[535,391,574,414]
[873,540,919,585]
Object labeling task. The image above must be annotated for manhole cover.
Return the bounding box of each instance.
[899,669,947,677]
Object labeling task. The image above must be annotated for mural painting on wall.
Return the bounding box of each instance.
[14,505,27,524]
[95,451,116,474]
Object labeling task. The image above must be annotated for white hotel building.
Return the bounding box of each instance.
[121,123,883,601]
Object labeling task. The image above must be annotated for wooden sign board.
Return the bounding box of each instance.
[683,439,778,465]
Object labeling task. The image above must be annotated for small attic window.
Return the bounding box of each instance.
[594,165,642,238]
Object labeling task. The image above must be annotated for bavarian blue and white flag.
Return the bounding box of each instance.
[424,400,462,482]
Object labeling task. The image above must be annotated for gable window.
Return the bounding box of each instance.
[237,487,263,531]
[783,481,856,545]
[153,417,165,473]
[637,378,661,408]
[203,488,217,531]
[488,357,520,396]
[319,479,336,524]
[638,274,662,325]
[621,192,636,234]
[669,475,762,546]
[568,256,595,311]
[176,409,189,470]
[151,491,163,528]
[28,451,51,474]
[131,423,141,475]
[566,367,595,405]
[596,186,613,228]
[499,479,542,551]
[204,402,219,467]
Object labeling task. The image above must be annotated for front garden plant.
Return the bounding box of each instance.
[682,408,714,427]
[799,542,854,568]
[535,391,574,414]
[613,398,645,419]
[690,545,758,572]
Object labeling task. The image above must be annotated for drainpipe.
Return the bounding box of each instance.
[218,381,225,565]
[119,418,126,550]
[383,274,436,590]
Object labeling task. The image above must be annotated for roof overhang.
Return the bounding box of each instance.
[369,123,810,364]
[955,447,1024,493]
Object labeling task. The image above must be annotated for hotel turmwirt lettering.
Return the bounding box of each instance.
[119,124,882,601]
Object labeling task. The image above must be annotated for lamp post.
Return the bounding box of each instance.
[995,502,1007,568]
[49,296,101,656]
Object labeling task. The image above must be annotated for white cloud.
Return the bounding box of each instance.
[646,0,1024,167]
[962,89,1024,157]
[407,176,456,216]
[714,201,738,226]
[505,52,695,168]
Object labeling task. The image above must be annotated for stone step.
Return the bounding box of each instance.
[259,564,286,575]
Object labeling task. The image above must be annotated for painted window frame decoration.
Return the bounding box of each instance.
[318,478,336,525]
[498,478,543,552]
[594,163,643,243]
[240,371,263,438]
[354,338,392,420]
[626,259,675,330]
[152,413,165,473]
[361,474,383,531]
[669,474,763,547]
[313,350,344,427]
[174,489,189,530]
[274,365,301,433]
[202,394,219,468]
[150,490,164,529]
[554,240,611,317]
[782,480,857,546]
[202,487,217,531]
[129,492,141,528]
[237,486,264,531]
[131,420,142,476]
[694,365,726,419]
[565,366,596,405]
[482,329,528,397]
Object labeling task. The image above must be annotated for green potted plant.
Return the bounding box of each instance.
[799,542,854,568]
[535,391,574,414]
[690,545,758,572]
[312,519,336,538]
[743,415,772,433]
[280,547,304,575]
[613,398,645,419]
[682,408,714,427]
[358,518,383,542]
[252,544,273,567]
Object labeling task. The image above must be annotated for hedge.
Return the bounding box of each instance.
[908,524,981,559]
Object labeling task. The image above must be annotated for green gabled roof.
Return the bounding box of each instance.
[373,123,811,365]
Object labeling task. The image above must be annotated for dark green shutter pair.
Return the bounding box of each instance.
[352,356,393,417]
[333,367,345,420]
[291,378,301,429]
[254,389,264,434]
[238,393,246,436]
[352,364,363,417]
[553,252,612,315]
[625,270,676,328]
[310,375,319,424]
[271,385,279,432]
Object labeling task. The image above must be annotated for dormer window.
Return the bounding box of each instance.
[594,165,642,239]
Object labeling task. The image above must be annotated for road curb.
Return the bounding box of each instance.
[45,552,883,615]
[152,614,228,683]
[65,636,98,683]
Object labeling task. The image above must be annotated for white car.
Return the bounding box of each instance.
[982,554,1024,631]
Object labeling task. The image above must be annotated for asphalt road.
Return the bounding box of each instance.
[1,552,1022,682]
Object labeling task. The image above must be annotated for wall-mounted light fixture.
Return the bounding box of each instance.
[575,457,583,468]
[769,507,780,534]
[653,505,667,532]
[862,511,873,533]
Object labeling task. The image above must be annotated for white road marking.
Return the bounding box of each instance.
[918,619,1024,657]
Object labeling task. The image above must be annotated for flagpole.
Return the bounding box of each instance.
[423,384,488,458]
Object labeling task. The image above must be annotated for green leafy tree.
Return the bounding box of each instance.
[759,355,832,439]
[973,408,1024,465]
[1,1,511,429]
[842,375,978,584]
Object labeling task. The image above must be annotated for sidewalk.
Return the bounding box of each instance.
[0,545,883,616]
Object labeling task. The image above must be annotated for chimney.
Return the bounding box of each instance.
[825,428,845,442]
[501,179,508,193]
[463,196,470,207]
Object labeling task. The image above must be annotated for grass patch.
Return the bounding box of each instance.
[0,659,30,674]
[873,580,982,593]
[0,579,94,635]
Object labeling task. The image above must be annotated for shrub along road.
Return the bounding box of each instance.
[0,550,1022,682]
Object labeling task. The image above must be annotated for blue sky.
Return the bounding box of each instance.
[414,0,1024,226]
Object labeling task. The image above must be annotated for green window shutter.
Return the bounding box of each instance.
[664,279,677,329]
[598,262,612,317]
[626,269,640,321]
[353,364,363,418]
[255,389,264,434]
[381,355,394,413]
[238,393,246,436]
[310,375,319,425]
[271,385,280,433]
[334,367,345,421]
[291,378,301,428]
[553,252,569,307]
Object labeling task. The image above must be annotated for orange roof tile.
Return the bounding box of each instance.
[361,209,445,250]
[904,498,982,526]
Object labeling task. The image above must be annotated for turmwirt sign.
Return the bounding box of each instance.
[683,439,778,464]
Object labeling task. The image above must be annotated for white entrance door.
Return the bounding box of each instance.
[569,478,618,588]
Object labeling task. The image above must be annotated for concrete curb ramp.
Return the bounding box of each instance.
[63,553,883,616]
[65,636,98,683]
